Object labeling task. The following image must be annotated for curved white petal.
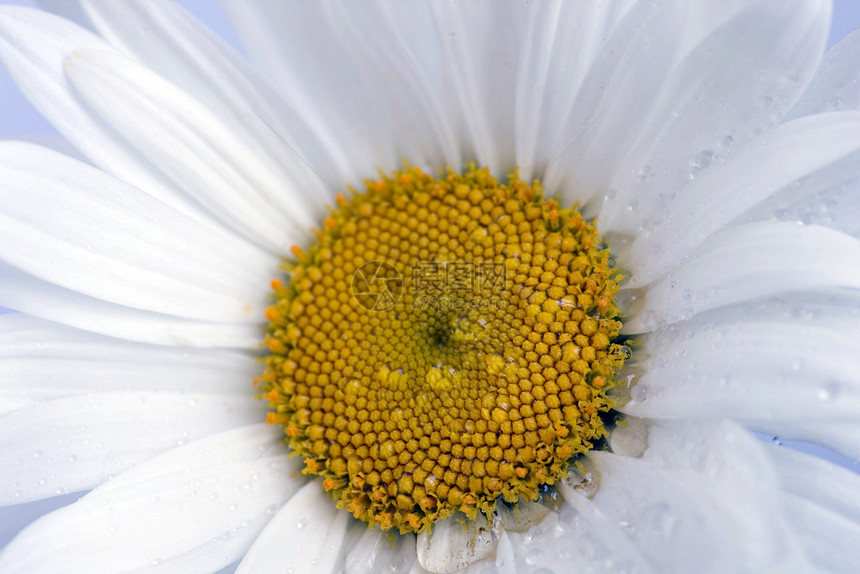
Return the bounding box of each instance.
[550,421,808,572]
[600,0,831,233]
[545,0,686,206]
[0,424,305,574]
[0,6,201,219]
[621,303,860,457]
[622,222,860,333]
[78,0,349,210]
[618,112,860,286]
[0,259,262,348]
[0,391,264,505]
[64,48,316,253]
[789,27,860,118]
[735,145,860,239]
[514,0,636,180]
[416,511,496,574]
[767,445,860,573]
[0,142,278,323]
[235,481,348,574]
[0,313,258,414]
[344,527,417,574]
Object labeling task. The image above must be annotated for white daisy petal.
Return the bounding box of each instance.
[63,48,316,253]
[0,142,278,323]
[78,0,345,213]
[0,313,257,413]
[767,445,860,573]
[319,1,467,172]
[0,6,201,218]
[0,259,262,348]
[416,511,496,574]
[735,146,860,238]
[549,421,807,572]
[424,0,525,175]
[622,222,860,333]
[622,293,860,458]
[221,0,387,178]
[344,527,417,574]
[619,112,860,286]
[545,0,686,206]
[515,0,637,179]
[600,0,831,233]
[789,27,860,118]
[0,424,305,574]
[0,391,263,505]
[235,481,348,574]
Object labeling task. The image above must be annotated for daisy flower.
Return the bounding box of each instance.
[2,0,860,572]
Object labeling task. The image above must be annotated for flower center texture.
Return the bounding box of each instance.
[260,165,628,534]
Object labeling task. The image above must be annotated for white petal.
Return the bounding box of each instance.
[235,481,348,574]
[0,424,305,573]
[0,142,278,323]
[79,0,349,210]
[422,0,524,175]
[788,27,860,118]
[545,0,686,206]
[735,145,860,239]
[600,0,831,233]
[64,48,316,253]
[620,293,860,459]
[621,222,860,333]
[0,313,258,414]
[514,0,636,180]
[0,259,262,348]
[342,522,417,574]
[0,391,264,505]
[556,421,808,572]
[619,112,860,287]
[0,6,203,219]
[416,511,496,574]
[767,445,860,573]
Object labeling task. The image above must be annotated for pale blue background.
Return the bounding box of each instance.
[1,1,859,569]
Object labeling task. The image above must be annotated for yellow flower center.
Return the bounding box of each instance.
[260,165,627,534]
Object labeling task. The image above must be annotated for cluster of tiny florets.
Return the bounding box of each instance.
[259,165,626,533]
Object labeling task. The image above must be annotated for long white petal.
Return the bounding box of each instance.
[79,0,350,210]
[0,391,263,505]
[515,0,637,180]
[622,222,860,333]
[0,424,305,573]
[788,27,860,118]
[0,142,278,323]
[620,112,860,287]
[64,48,316,253]
[235,481,348,574]
[767,445,860,573]
[551,421,807,572]
[0,314,258,414]
[0,6,202,219]
[0,260,262,348]
[545,0,686,206]
[620,292,860,459]
[600,0,831,233]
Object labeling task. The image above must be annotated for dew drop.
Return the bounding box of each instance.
[629,384,648,403]
[525,548,545,566]
[296,518,308,530]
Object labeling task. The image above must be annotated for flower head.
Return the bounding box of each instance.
[1,1,860,573]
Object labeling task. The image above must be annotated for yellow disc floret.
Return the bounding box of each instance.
[261,164,627,534]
